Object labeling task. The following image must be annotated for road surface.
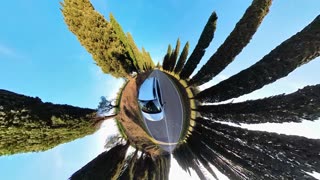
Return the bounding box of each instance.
[141,70,184,153]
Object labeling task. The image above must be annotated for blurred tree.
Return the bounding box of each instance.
[97,96,118,116]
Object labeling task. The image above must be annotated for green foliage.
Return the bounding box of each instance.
[70,143,129,180]
[0,90,96,156]
[109,14,139,73]
[141,47,155,71]
[174,41,189,74]
[179,12,217,79]
[162,44,172,71]
[61,0,136,78]
[126,32,144,72]
[168,38,181,72]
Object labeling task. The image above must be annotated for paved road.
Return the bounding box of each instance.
[142,70,184,153]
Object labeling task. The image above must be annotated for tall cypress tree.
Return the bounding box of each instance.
[168,38,181,72]
[126,32,144,72]
[61,0,136,78]
[179,12,217,79]
[185,118,320,179]
[174,41,189,74]
[173,143,217,180]
[0,90,96,156]
[70,143,130,179]
[109,14,139,72]
[162,45,172,71]
[142,47,155,70]
[190,0,272,86]
[196,84,320,124]
[195,15,320,103]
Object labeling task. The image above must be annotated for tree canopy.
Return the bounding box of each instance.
[0,90,96,156]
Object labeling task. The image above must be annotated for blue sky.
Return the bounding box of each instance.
[0,0,320,179]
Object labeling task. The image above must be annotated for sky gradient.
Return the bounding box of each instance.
[1,0,320,179]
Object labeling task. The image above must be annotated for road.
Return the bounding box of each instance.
[142,70,184,153]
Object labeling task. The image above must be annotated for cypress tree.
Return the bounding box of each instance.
[109,14,139,72]
[168,38,181,72]
[195,15,320,103]
[174,41,189,74]
[126,32,144,72]
[61,0,136,78]
[196,84,320,124]
[146,155,157,180]
[173,143,216,180]
[70,143,130,179]
[185,118,320,179]
[118,150,138,180]
[142,47,155,70]
[0,89,96,156]
[179,12,217,79]
[133,154,149,179]
[190,0,272,86]
[162,45,172,71]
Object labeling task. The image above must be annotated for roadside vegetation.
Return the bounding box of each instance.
[1,0,320,179]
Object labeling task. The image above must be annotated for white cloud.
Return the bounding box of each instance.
[0,43,26,60]
[0,43,16,57]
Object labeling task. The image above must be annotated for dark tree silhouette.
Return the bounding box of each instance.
[196,84,320,124]
[179,12,217,80]
[162,44,172,71]
[173,143,218,180]
[184,117,320,179]
[189,0,272,86]
[195,14,320,103]
[174,41,189,74]
[168,38,181,72]
[0,89,96,156]
[70,143,130,180]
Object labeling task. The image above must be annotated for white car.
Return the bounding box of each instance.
[138,77,164,121]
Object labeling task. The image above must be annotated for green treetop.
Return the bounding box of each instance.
[174,41,189,74]
[61,0,137,78]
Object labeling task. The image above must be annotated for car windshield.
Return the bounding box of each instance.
[139,100,161,114]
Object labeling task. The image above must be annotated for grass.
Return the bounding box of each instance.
[114,79,130,140]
